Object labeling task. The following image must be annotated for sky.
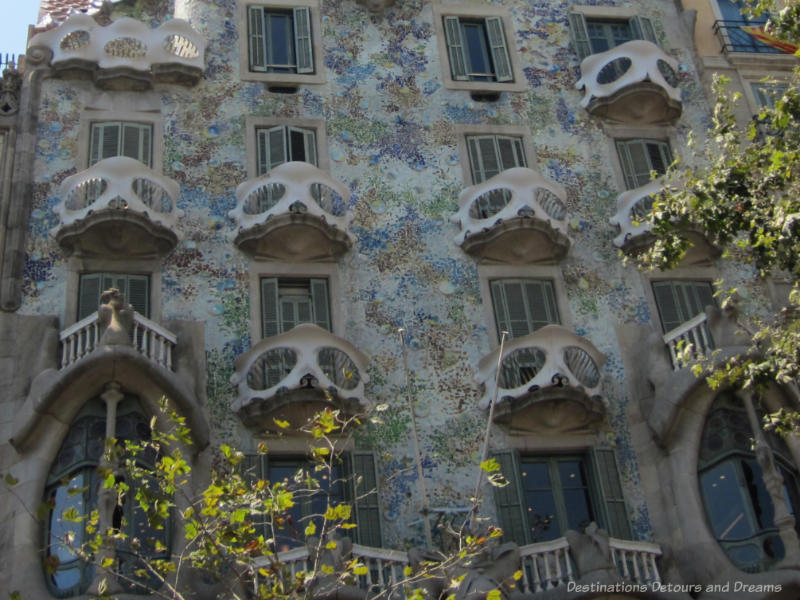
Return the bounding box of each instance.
[0,2,40,60]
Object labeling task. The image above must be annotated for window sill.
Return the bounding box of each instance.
[241,71,326,85]
[442,79,527,93]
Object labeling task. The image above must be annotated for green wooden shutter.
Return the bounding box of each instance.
[351,452,382,547]
[293,7,314,74]
[568,13,591,60]
[78,273,102,320]
[121,123,152,167]
[652,281,683,333]
[89,122,121,166]
[524,280,560,329]
[126,275,150,317]
[261,277,280,338]
[287,127,317,166]
[310,279,330,332]
[496,136,527,170]
[630,16,657,44]
[256,127,288,177]
[485,16,513,82]
[615,140,640,190]
[248,6,267,72]
[443,16,468,81]
[491,451,528,545]
[590,448,631,539]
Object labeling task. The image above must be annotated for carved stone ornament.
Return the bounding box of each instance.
[0,68,21,116]
[97,287,134,346]
[565,522,618,581]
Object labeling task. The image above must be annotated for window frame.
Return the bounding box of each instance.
[77,272,151,321]
[76,107,163,173]
[454,124,536,186]
[651,279,716,334]
[615,138,673,190]
[432,3,526,93]
[238,0,325,85]
[568,8,658,61]
[260,276,331,338]
[246,116,329,178]
[488,278,561,342]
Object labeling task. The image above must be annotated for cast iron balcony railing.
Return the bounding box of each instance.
[713,20,781,54]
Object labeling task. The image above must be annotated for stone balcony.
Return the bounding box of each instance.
[475,325,607,433]
[450,167,571,264]
[27,14,205,89]
[229,162,353,261]
[53,156,182,258]
[230,324,369,430]
[576,40,681,124]
[609,181,718,265]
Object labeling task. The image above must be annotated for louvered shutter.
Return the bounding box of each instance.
[444,16,468,80]
[568,13,592,60]
[287,127,317,165]
[248,6,267,72]
[525,280,560,329]
[616,140,663,190]
[496,136,526,170]
[485,16,513,82]
[590,448,631,539]
[89,122,121,166]
[629,16,657,44]
[302,128,317,166]
[467,136,487,184]
[261,278,280,338]
[491,451,528,545]
[78,273,102,320]
[652,281,683,333]
[351,452,382,547]
[293,7,314,74]
[310,279,330,332]
[240,453,270,540]
[121,123,151,166]
[126,275,150,317]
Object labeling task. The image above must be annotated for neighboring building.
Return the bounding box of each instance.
[0,0,798,598]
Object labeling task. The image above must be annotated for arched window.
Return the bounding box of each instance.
[44,386,168,597]
[698,391,800,572]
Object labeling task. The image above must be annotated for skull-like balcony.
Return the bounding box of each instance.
[476,325,607,433]
[230,324,369,431]
[609,181,718,265]
[450,168,571,264]
[27,14,204,89]
[53,156,182,258]
[576,41,681,124]
[229,162,353,261]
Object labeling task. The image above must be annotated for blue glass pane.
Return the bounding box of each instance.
[462,22,492,79]
[700,461,755,540]
[268,14,292,66]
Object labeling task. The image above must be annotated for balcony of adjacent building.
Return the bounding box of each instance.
[576,40,682,124]
[52,156,182,258]
[474,324,607,434]
[450,167,571,264]
[26,13,205,89]
[230,323,369,431]
[229,161,354,262]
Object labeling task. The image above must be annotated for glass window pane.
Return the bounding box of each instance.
[700,460,755,540]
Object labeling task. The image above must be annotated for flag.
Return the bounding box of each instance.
[741,25,799,54]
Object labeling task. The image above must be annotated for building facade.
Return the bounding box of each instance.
[0,0,799,598]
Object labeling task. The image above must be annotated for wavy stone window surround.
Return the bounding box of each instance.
[230,323,369,421]
[450,167,571,262]
[575,41,681,123]
[27,14,205,88]
[475,325,607,431]
[230,161,353,260]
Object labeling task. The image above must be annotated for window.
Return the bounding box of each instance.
[714,0,779,54]
[89,121,152,167]
[751,83,788,109]
[44,394,167,597]
[256,125,317,176]
[78,273,149,320]
[615,139,672,190]
[699,392,800,572]
[569,13,657,60]
[492,448,631,545]
[652,280,715,334]
[489,279,560,341]
[240,452,381,550]
[260,277,330,338]
[466,135,527,184]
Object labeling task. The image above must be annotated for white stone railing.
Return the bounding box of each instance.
[476,325,607,409]
[53,156,183,232]
[230,162,352,238]
[609,537,662,584]
[59,311,176,370]
[519,537,575,593]
[28,14,205,75]
[575,40,680,108]
[450,167,569,246]
[231,324,369,415]
[609,181,662,247]
[663,312,714,370]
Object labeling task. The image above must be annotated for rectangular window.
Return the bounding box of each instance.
[247,6,314,74]
[443,16,513,83]
[752,83,788,109]
[256,125,317,176]
[260,277,330,338]
[78,273,150,320]
[615,139,672,190]
[489,279,560,341]
[239,452,381,549]
[652,280,715,334]
[89,122,153,167]
[569,14,656,60]
[493,449,631,546]
[466,135,527,184]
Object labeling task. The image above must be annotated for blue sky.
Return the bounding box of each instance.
[0,3,40,60]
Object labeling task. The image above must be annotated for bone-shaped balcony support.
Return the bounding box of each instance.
[609,180,663,248]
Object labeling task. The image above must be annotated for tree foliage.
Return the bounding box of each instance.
[638,0,800,393]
